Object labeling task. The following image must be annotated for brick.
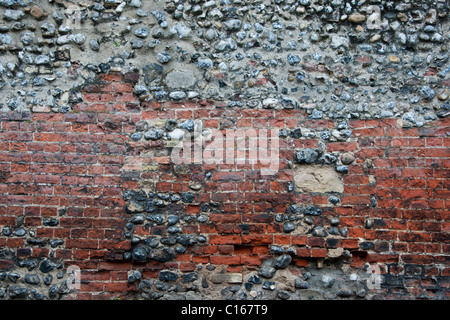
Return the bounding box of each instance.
[309,248,326,258]
[209,235,241,245]
[209,214,241,223]
[210,255,241,265]
[104,282,136,292]
[240,255,261,265]
[241,234,272,245]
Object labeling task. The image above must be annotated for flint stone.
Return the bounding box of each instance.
[419,86,436,100]
[169,91,187,100]
[170,22,191,38]
[8,272,20,282]
[329,196,341,205]
[304,205,322,216]
[340,227,349,237]
[248,275,262,284]
[89,39,100,51]
[24,274,40,285]
[278,290,290,300]
[322,275,335,288]
[0,0,26,7]
[134,27,149,38]
[14,227,26,236]
[20,32,35,45]
[287,53,301,65]
[4,9,24,21]
[262,281,276,290]
[144,129,164,140]
[182,272,198,283]
[338,286,353,297]
[283,222,295,233]
[178,119,195,132]
[258,266,276,279]
[167,215,179,226]
[275,254,292,269]
[159,270,178,282]
[295,278,309,289]
[295,148,319,164]
[360,241,374,250]
[330,217,340,226]
[131,39,143,49]
[176,234,197,246]
[2,226,12,236]
[167,128,185,140]
[147,214,164,225]
[39,260,55,273]
[223,19,242,31]
[331,35,349,49]
[196,58,213,70]
[131,132,143,141]
[156,51,171,64]
[8,286,27,298]
[132,245,149,261]
[130,214,145,224]
[134,85,148,96]
[215,38,237,52]
[313,227,328,237]
[350,287,365,299]
[43,218,58,226]
[269,245,285,255]
[43,274,53,285]
[165,119,177,131]
[181,192,195,203]
[0,34,12,44]
[143,63,163,84]
[335,165,349,174]
[167,226,182,234]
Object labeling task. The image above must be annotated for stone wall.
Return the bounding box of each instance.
[0,0,449,300]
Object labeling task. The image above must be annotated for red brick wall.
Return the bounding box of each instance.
[0,72,448,299]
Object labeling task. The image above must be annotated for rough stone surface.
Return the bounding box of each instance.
[293,165,344,193]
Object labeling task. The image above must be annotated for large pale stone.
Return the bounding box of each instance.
[327,248,344,258]
[211,273,243,284]
[165,70,196,90]
[293,165,344,193]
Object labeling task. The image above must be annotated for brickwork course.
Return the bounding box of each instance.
[0,0,449,300]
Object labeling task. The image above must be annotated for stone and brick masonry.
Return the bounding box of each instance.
[0,71,448,300]
[0,0,449,300]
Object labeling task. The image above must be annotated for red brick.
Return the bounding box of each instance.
[210,255,241,265]
[240,255,261,266]
[311,248,327,258]
[209,235,241,245]
[104,282,136,292]
[241,234,273,245]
